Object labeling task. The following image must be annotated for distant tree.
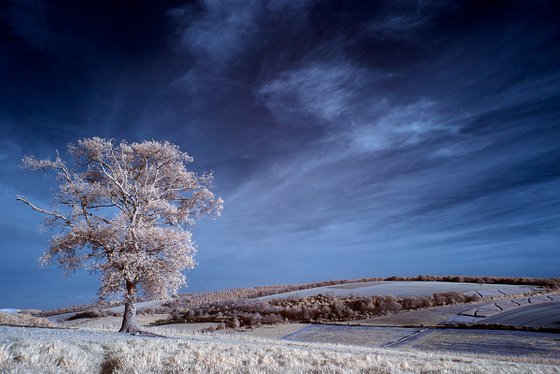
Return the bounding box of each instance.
[17,137,223,333]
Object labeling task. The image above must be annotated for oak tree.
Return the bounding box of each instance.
[17,137,223,333]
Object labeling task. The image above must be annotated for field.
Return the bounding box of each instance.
[257,281,536,300]
[483,302,560,328]
[1,278,560,372]
[283,325,560,358]
[1,325,559,373]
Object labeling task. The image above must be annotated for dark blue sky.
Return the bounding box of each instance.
[1,1,559,309]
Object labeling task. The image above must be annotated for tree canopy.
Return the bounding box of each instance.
[18,137,223,332]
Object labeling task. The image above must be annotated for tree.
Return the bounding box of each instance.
[17,137,223,333]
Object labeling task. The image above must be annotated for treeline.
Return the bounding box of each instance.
[65,309,121,321]
[165,292,482,329]
[381,275,559,289]
[35,300,121,318]
[164,275,559,312]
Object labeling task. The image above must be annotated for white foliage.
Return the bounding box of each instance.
[19,137,223,302]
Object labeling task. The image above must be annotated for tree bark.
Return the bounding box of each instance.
[119,281,141,333]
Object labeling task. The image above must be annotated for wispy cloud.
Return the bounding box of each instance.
[4,0,52,51]
[258,63,457,152]
[1,1,560,306]
[170,0,309,72]
[175,1,259,69]
[258,63,377,122]
[347,100,457,153]
[365,1,451,40]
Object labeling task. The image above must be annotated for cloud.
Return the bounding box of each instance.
[364,1,453,40]
[347,100,457,152]
[2,1,560,304]
[258,63,378,122]
[3,0,52,51]
[258,62,458,152]
[178,1,258,68]
[430,139,491,159]
[367,13,428,40]
[171,0,308,70]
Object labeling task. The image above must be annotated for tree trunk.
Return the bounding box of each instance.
[119,281,141,334]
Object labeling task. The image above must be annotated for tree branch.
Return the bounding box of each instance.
[16,195,70,224]
[89,203,119,209]
[95,158,132,204]
[55,150,73,185]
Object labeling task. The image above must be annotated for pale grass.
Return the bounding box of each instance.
[79,320,220,336]
[1,328,559,373]
[0,312,53,328]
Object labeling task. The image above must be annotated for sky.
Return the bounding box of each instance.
[0,1,559,309]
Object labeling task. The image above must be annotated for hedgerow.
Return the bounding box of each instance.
[165,292,482,328]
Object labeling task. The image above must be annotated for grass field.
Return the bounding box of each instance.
[483,302,560,328]
[257,281,537,301]
[0,311,53,328]
[2,279,560,373]
[283,324,560,359]
[1,326,559,373]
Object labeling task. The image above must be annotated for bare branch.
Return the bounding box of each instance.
[16,195,70,224]
[95,158,132,203]
[89,203,119,209]
[55,150,74,185]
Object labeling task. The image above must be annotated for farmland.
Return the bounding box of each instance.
[483,302,560,328]
[257,280,535,300]
[1,278,560,372]
[1,325,559,373]
[282,325,560,358]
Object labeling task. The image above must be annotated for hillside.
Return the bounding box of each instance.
[1,325,558,373]
[2,277,560,372]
